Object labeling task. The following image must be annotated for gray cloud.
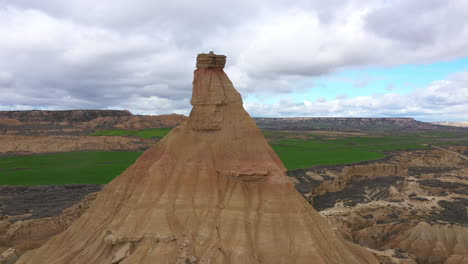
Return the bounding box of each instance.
[365,1,468,47]
[0,0,467,118]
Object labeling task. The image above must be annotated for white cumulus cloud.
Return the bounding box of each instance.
[245,71,468,121]
[0,0,467,120]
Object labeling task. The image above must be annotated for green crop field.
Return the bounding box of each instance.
[0,151,142,185]
[1,129,466,185]
[90,128,172,138]
[271,145,386,170]
[268,133,433,169]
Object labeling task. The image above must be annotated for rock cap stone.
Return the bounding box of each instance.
[196,51,226,69]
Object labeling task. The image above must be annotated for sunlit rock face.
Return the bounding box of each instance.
[17,53,378,264]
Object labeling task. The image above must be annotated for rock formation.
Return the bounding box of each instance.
[288,148,468,264]
[16,52,378,263]
[385,223,468,263]
[0,192,98,257]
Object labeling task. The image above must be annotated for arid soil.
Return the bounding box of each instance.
[0,135,155,155]
[2,147,467,263]
[0,187,100,263]
[288,148,468,264]
[0,185,103,220]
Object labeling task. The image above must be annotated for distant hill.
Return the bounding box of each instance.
[0,110,187,132]
[1,110,465,132]
[431,121,468,128]
[0,110,132,123]
[254,117,464,131]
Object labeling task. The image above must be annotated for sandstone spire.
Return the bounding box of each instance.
[17,53,378,264]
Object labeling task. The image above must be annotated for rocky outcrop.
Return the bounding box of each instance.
[0,192,98,258]
[445,255,468,264]
[289,162,408,200]
[0,248,18,264]
[396,149,467,167]
[384,223,468,264]
[287,148,468,264]
[195,51,226,69]
[367,248,416,264]
[342,163,408,179]
[0,135,154,154]
[16,53,378,264]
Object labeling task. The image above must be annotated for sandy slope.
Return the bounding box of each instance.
[16,53,377,264]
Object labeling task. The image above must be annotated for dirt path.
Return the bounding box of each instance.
[431,145,468,160]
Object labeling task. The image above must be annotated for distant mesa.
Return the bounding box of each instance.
[0,109,132,123]
[0,110,188,130]
[254,117,467,131]
[16,52,378,263]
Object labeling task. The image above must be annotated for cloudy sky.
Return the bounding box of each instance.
[0,0,467,121]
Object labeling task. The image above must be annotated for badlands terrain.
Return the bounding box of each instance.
[0,110,186,156]
[6,52,381,264]
[0,110,467,263]
[0,55,467,262]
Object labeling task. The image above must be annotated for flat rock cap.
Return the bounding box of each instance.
[196,51,226,69]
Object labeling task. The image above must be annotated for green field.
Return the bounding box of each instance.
[0,151,142,185]
[272,145,386,170]
[90,128,172,138]
[268,132,434,169]
[1,129,466,185]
